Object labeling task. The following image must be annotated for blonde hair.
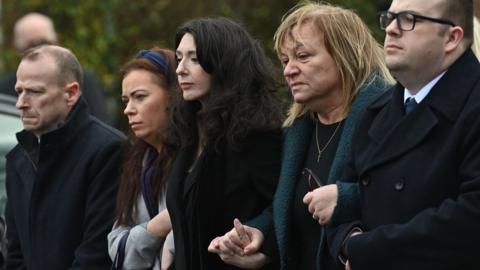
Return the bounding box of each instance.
[276,1,393,127]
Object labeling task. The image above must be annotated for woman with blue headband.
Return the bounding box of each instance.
[108,47,180,270]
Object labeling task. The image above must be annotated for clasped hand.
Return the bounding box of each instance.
[303,184,338,225]
[208,218,269,269]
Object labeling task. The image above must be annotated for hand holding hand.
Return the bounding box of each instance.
[208,218,268,268]
[303,184,338,225]
[217,251,270,269]
[208,218,264,255]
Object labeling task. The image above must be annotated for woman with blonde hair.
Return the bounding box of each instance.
[209,2,393,270]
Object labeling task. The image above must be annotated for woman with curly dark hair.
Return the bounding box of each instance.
[165,17,283,270]
[108,47,180,270]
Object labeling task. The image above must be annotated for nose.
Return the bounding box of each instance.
[176,59,187,76]
[283,60,300,78]
[385,17,401,37]
[15,92,28,110]
[123,101,136,116]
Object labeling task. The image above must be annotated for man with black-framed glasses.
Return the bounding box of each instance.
[329,0,480,269]
[378,10,455,31]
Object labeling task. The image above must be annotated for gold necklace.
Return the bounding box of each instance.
[315,121,342,162]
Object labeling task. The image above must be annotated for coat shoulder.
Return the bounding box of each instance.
[82,117,127,145]
[367,85,396,110]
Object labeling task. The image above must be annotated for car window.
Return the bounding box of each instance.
[0,114,21,145]
[0,107,21,217]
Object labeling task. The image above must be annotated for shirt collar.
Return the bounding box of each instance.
[404,71,447,104]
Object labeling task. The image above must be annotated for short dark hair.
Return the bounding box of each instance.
[22,45,84,89]
[174,17,283,151]
[443,0,473,45]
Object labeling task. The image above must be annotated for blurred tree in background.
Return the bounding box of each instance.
[0,0,391,128]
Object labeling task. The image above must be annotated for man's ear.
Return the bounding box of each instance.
[65,82,81,107]
[445,26,464,53]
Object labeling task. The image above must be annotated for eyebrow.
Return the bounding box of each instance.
[15,84,45,93]
[122,88,147,98]
[389,9,420,15]
[280,41,307,54]
[280,42,306,54]
[176,50,197,57]
[130,89,148,95]
[294,43,306,51]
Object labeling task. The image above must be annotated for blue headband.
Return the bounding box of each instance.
[136,49,168,73]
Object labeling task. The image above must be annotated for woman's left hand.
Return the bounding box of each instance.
[210,248,269,270]
[303,184,338,225]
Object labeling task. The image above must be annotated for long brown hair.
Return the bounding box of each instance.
[115,47,180,226]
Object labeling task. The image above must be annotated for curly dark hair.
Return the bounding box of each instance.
[115,47,180,226]
[174,17,284,152]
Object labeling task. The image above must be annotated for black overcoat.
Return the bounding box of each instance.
[330,49,480,270]
[166,130,281,270]
[5,97,126,270]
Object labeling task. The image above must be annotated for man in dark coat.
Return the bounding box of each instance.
[5,45,125,270]
[330,0,480,269]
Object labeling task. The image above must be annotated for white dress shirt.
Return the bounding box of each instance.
[404,71,447,104]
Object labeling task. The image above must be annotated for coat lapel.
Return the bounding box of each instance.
[8,131,39,200]
[273,115,312,267]
[10,151,35,200]
[364,102,438,173]
[168,145,196,200]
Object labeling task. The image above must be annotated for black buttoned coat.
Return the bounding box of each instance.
[329,49,480,270]
[166,130,281,270]
[5,97,126,270]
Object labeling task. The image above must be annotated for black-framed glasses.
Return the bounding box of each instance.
[379,11,455,31]
[302,168,322,191]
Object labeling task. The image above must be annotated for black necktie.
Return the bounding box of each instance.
[405,97,418,114]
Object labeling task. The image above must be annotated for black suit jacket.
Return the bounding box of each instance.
[166,130,281,270]
[330,49,480,270]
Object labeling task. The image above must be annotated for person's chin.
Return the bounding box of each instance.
[22,122,39,131]
[292,94,308,104]
[183,93,198,101]
[133,130,147,139]
[21,116,37,124]
[386,61,407,73]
